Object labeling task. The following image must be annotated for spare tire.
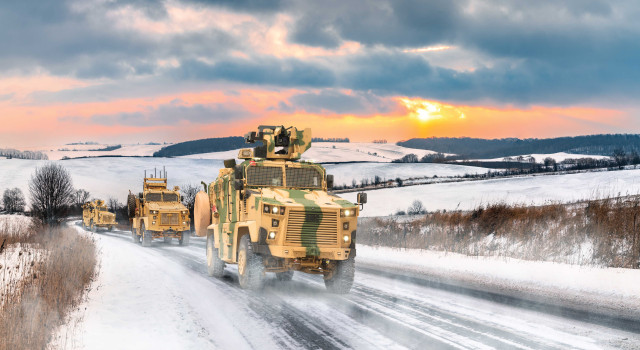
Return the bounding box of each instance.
[127,194,136,218]
[194,191,211,237]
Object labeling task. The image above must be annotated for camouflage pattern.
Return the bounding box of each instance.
[82,199,116,230]
[130,177,190,240]
[201,126,360,280]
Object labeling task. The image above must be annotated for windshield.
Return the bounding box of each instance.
[286,167,323,189]
[247,166,284,187]
[98,207,107,211]
[246,165,323,189]
[163,193,179,202]
[146,192,179,202]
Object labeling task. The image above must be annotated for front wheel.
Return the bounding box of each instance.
[179,231,190,246]
[141,223,152,247]
[163,236,172,244]
[237,235,264,290]
[324,256,355,294]
[206,233,225,277]
[90,220,96,232]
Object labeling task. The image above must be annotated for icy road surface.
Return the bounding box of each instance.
[54,226,640,350]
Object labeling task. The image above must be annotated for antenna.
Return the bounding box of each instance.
[144,170,147,178]
[154,167,157,178]
[163,166,166,178]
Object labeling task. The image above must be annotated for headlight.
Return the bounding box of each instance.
[343,235,349,242]
[341,208,355,217]
[272,206,279,214]
[183,221,186,224]
[152,221,156,224]
[269,231,276,239]
[343,222,349,230]
[264,204,271,213]
[272,219,279,227]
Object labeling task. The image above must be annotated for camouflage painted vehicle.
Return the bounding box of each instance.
[194,126,367,293]
[127,172,191,247]
[82,199,116,232]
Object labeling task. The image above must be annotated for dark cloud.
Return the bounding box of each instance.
[173,57,336,87]
[285,90,396,115]
[61,101,251,126]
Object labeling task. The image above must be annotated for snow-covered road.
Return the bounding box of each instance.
[55,226,640,350]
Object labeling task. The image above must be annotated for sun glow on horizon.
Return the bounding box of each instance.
[399,98,466,122]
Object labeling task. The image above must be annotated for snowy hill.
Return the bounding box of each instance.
[21,143,167,160]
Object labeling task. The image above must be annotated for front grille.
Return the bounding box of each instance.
[285,210,338,247]
[161,213,179,225]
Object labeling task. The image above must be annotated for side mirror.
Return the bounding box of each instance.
[224,159,236,168]
[234,179,244,191]
[326,174,334,189]
[357,192,367,204]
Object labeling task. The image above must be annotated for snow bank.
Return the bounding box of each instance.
[357,245,640,320]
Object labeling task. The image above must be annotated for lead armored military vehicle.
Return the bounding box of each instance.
[194,126,367,293]
[128,170,191,247]
[82,199,116,232]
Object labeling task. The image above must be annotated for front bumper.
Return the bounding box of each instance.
[265,245,352,260]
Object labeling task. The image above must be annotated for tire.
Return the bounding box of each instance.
[163,236,172,244]
[324,256,355,294]
[131,226,140,244]
[127,194,136,218]
[108,226,113,232]
[206,233,225,277]
[276,270,294,281]
[90,220,96,232]
[141,223,152,247]
[237,235,264,290]
[179,231,190,246]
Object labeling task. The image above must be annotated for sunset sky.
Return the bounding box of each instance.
[1,0,639,148]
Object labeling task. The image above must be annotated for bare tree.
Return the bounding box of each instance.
[407,199,425,215]
[29,163,75,225]
[74,189,90,208]
[2,188,26,213]
[181,184,199,212]
[107,197,120,212]
[181,184,199,231]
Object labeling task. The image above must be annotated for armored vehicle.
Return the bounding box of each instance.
[194,126,367,293]
[82,199,116,232]
[128,170,191,247]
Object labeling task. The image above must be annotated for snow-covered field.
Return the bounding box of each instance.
[342,168,640,216]
[0,157,489,206]
[182,142,442,163]
[2,156,638,216]
[469,152,610,163]
[21,143,166,160]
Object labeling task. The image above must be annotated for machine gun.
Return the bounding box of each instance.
[238,125,312,160]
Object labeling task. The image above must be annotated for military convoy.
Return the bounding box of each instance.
[194,126,366,293]
[82,199,116,232]
[127,171,191,247]
[80,125,365,293]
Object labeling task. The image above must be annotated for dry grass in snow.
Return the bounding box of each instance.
[359,196,640,268]
[0,217,98,350]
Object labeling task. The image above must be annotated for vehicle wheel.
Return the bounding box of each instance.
[163,236,172,244]
[127,194,136,218]
[90,220,96,232]
[276,270,294,281]
[108,226,113,231]
[179,231,190,246]
[141,223,152,247]
[237,235,264,290]
[324,256,355,294]
[206,233,225,277]
[131,226,139,244]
